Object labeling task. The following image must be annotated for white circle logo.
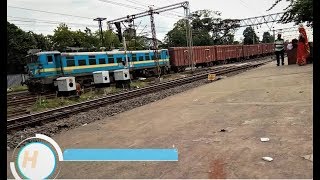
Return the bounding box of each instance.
[16,142,56,179]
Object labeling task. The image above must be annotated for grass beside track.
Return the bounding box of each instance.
[7,85,28,93]
[29,80,148,112]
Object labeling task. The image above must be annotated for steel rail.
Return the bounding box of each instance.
[7,58,272,130]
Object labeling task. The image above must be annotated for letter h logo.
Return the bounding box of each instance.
[22,151,39,168]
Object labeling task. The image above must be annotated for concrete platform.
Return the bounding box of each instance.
[8,61,313,179]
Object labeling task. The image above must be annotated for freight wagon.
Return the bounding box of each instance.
[169,43,274,72]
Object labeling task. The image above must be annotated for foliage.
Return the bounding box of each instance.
[267,0,313,26]
[164,10,240,47]
[7,22,40,64]
[261,32,274,43]
[242,27,259,45]
[102,30,121,49]
[123,28,153,50]
[164,19,188,47]
[45,23,122,51]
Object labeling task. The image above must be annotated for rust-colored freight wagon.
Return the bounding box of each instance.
[257,44,263,55]
[243,45,253,58]
[215,45,225,61]
[169,46,217,71]
[192,46,216,65]
[212,45,243,61]
[266,43,274,54]
[261,44,269,55]
[168,47,189,70]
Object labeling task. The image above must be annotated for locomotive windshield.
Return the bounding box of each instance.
[26,54,39,63]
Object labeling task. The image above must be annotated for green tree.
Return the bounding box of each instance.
[261,32,274,43]
[30,32,52,51]
[164,19,188,47]
[7,21,37,64]
[51,24,76,51]
[51,24,120,51]
[243,27,259,44]
[267,0,313,26]
[164,10,240,47]
[101,30,121,49]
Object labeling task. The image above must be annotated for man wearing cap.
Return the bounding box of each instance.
[274,33,285,66]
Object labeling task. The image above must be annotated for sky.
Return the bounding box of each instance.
[7,0,313,43]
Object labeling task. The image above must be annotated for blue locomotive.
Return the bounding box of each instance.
[25,49,170,93]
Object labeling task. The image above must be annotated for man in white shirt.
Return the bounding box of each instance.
[274,34,285,66]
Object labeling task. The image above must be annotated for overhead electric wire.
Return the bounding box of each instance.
[8,17,98,27]
[98,0,181,20]
[8,5,93,19]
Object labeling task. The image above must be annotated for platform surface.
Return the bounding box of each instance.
[7,61,313,179]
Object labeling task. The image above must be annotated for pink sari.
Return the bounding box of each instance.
[297,27,310,66]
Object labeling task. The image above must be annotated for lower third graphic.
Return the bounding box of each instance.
[10,134,178,179]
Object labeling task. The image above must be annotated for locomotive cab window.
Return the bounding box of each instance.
[66,56,75,66]
[78,59,86,66]
[99,58,106,64]
[108,56,114,63]
[67,60,75,67]
[89,55,96,65]
[145,53,150,60]
[132,54,137,61]
[47,56,53,63]
[89,59,96,65]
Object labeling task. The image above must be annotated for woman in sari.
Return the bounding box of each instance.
[297,24,310,66]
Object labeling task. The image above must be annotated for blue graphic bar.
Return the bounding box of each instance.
[63,149,178,161]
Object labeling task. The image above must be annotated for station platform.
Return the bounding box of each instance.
[9,60,313,179]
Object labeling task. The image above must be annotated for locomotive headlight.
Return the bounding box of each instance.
[69,79,74,87]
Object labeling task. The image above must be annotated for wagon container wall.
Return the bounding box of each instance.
[252,44,259,56]
[233,45,241,59]
[215,45,225,61]
[262,44,268,55]
[267,43,274,54]
[193,46,204,64]
[190,46,217,65]
[243,45,249,58]
[199,46,215,63]
[169,47,188,67]
[226,45,233,59]
[257,44,263,55]
[169,46,218,68]
[237,45,243,59]
[233,45,243,59]
[208,46,217,62]
[225,46,230,60]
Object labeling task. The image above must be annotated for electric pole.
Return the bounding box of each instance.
[149,6,160,77]
[94,17,107,47]
[184,3,194,72]
[253,33,255,44]
[107,1,191,77]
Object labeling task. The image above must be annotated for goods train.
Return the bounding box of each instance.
[24,43,275,93]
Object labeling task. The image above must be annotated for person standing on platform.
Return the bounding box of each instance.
[297,24,310,66]
[274,33,285,66]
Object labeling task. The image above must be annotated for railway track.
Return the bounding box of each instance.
[7,93,56,118]
[7,58,272,130]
